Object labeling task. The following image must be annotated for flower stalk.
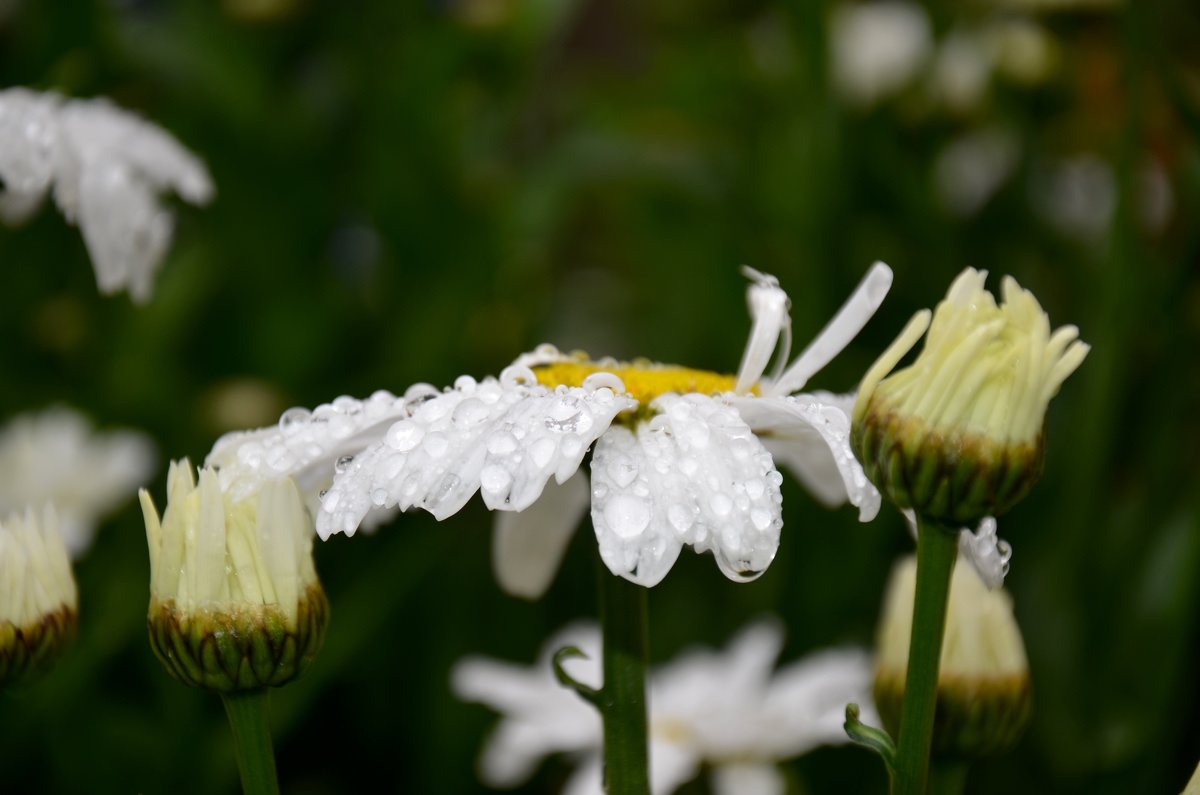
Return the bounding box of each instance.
[597,556,650,795]
[221,689,280,795]
[892,515,958,795]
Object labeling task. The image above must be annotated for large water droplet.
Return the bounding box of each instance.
[500,365,538,388]
[454,375,478,392]
[544,396,593,434]
[750,508,772,531]
[480,465,513,495]
[582,372,625,393]
[371,489,388,506]
[709,493,733,516]
[279,407,311,433]
[607,456,639,488]
[452,397,489,428]
[486,431,519,456]
[667,504,694,533]
[387,420,424,452]
[423,432,449,458]
[604,495,651,539]
[744,478,765,499]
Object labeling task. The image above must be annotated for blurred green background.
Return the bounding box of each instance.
[2,0,1199,792]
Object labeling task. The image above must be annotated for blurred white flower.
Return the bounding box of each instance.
[1032,153,1116,241]
[0,87,213,301]
[207,265,892,594]
[0,407,156,557]
[452,621,876,795]
[829,2,932,106]
[933,128,1020,216]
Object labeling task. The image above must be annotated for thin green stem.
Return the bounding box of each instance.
[597,558,650,795]
[927,758,969,795]
[220,689,280,795]
[892,517,959,795]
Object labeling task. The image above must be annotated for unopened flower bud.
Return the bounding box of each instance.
[874,555,1031,759]
[1,505,78,688]
[140,459,327,693]
[852,268,1088,525]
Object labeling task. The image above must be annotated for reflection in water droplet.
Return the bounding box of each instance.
[387,420,424,452]
[335,454,355,474]
[500,365,538,388]
[452,397,489,428]
[279,407,311,432]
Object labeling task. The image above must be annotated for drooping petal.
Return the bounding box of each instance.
[492,473,590,599]
[590,394,784,586]
[729,391,881,521]
[206,389,411,501]
[735,268,792,394]
[317,373,634,538]
[956,516,1011,589]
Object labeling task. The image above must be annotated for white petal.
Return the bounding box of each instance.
[760,647,876,757]
[317,378,634,538]
[768,262,893,396]
[730,392,881,521]
[957,516,1011,589]
[492,473,590,599]
[735,267,791,394]
[562,755,605,795]
[590,394,783,587]
[710,763,785,795]
[650,740,702,795]
[0,88,60,196]
[206,389,410,503]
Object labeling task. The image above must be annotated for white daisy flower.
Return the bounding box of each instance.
[207,264,892,593]
[0,407,156,557]
[452,620,877,795]
[0,87,213,302]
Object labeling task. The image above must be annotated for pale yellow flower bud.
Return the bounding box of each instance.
[139,459,327,692]
[853,268,1089,525]
[874,555,1032,758]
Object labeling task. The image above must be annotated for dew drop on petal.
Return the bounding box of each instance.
[452,397,489,428]
[744,478,765,499]
[604,495,651,539]
[499,365,538,387]
[279,407,311,433]
[766,471,784,488]
[750,508,772,531]
[710,493,733,516]
[480,464,513,495]
[582,372,625,393]
[454,375,478,392]
[335,454,355,474]
[544,396,593,434]
[387,420,425,452]
[667,504,694,534]
[371,489,388,506]
[423,431,449,458]
[607,456,639,488]
[486,431,518,456]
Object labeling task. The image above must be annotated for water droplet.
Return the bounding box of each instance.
[335,454,355,474]
[530,438,556,468]
[454,375,478,392]
[318,488,328,499]
[422,432,449,458]
[387,420,424,452]
[486,431,518,456]
[592,484,609,500]
[371,489,388,506]
[766,471,784,488]
[745,478,765,499]
[667,504,694,533]
[710,493,732,516]
[750,508,772,531]
[480,465,513,495]
[543,396,593,434]
[500,365,538,388]
[452,397,489,428]
[683,424,710,449]
[332,396,360,415]
[680,458,699,477]
[278,407,311,433]
[582,372,625,393]
[428,473,461,505]
[607,456,639,488]
[603,495,651,539]
[322,491,340,511]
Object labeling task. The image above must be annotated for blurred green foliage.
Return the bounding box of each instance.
[2,0,1199,792]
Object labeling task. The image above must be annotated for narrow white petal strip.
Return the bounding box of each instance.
[492,473,590,599]
[316,375,634,538]
[590,394,784,586]
[207,389,410,501]
[768,262,894,397]
[729,392,881,521]
[735,267,792,394]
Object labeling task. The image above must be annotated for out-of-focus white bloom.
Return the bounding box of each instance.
[207,265,893,594]
[930,30,993,113]
[0,87,213,301]
[0,505,78,687]
[0,407,156,557]
[829,2,932,106]
[452,621,876,795]
[934,129,1020,217]
[1032,154,1116,241]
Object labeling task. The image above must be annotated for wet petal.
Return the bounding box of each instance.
[590,394,784,586]
[317,377,634,538]
[492,473,590,599]
[729,391,881,521]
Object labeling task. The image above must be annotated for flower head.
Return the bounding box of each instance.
[208,265,893,593]
[874,554,1031,758]
[452,621,876,795]
[0,87,213,301]
[0,407,156,557]
[853,267,1088,525]
[0,505,78,688]
[139,459,327,692]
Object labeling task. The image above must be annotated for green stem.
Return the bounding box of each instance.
[927,758,969,795]
[597,558,650,795]
[892,517,959,795]
[220,689,280,795]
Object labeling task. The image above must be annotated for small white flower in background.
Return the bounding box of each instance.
[452,621,877,795]
[829,2,932,106]
[0,505,78,687]
[933,129,1020,217]
[0,407,156,557]
[0,87,213,302]
[207,264,892,594]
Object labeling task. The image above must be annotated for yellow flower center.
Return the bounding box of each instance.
[532,359,748,405]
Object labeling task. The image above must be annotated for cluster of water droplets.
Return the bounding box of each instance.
[589,392,785,587]
[314,366,636,539]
